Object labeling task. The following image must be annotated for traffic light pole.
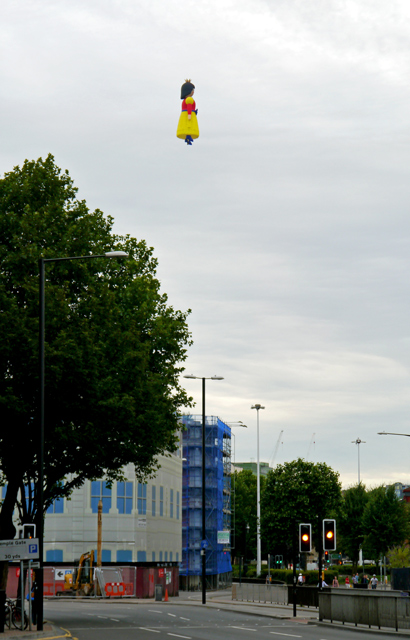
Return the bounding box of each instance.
[318,517,323,591]
[292,520,297,617]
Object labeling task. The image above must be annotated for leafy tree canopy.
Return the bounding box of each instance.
[0,155,192,537]
[338,483,369,568]
[261,458,342,557]
[232,469,265,561]
[388,544,410,568]
[362,485,410,559]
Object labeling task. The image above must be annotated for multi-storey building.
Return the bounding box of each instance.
[180,415,232,590]
[44,453,182,563]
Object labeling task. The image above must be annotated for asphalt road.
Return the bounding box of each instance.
[44,600,401,640]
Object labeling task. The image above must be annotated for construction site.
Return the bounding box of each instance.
[180,415,232,591]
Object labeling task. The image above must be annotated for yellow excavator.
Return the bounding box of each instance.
[63,551,95,596]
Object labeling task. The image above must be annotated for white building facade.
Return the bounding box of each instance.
[44,453,182,563]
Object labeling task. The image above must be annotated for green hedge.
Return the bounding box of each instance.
[235,568,341,585]
[338,564,384,577]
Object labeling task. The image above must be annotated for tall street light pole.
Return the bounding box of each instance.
[38,250,127,630]
[351,437,366,485]
[251,403,265,577]
[183,374,223,605]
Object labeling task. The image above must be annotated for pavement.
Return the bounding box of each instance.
[1,588,408,638]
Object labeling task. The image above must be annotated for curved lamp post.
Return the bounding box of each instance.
[38,251,127,629]
[183,374,223,604]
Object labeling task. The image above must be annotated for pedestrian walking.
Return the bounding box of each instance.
[370,575,378,590]
[345,575,350,588]
[332,576,339,587]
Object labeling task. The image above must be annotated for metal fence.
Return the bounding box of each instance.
[319,590,410,631]
[44,566,137,598]
[232,582,287,605]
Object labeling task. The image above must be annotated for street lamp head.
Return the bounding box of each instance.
[104,251,128,257]
[251,404,265,410]
[183,374,224,380]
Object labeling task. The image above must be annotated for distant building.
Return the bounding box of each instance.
[234,461,272,477]
[43,453,182,563]
[180,415,232,590]
[391,482,410,501]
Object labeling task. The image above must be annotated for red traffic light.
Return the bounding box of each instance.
[323,519,336,551]
[299,523,312,552]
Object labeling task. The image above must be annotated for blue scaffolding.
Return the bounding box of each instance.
[180,415,232,589]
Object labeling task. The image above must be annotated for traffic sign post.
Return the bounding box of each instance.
[0,539,39,562]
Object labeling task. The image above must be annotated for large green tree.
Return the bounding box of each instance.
[232,469,265,562]
[362,485,410,559]
[0,155,192,539]
[338,483,369,570]
[261,458,342,561]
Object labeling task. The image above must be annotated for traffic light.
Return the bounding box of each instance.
[324,551,329,564]
[323,519,336,551]
[299,523,312,552]
[23,524,36,539]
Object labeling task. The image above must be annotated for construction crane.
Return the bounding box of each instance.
[306,433,316,460]
[268,430,284,468]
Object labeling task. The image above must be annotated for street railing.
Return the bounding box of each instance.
[319,589,410,631]
[232,582,287,605]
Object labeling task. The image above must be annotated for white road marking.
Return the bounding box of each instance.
[168,613,177,617]
[230,626,257,632]
[139,628,160,633]
[149,610,163,613]
[167,634,192,639]
[110,618,120,622]
[270,633,302,638]
[180,617,190,621]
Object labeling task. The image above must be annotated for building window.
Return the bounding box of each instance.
[170,552,173,561]
[160,486,164,516]
[137,483,147,515]
[176,552,179,562]
[102,550,111,562]
[117,482,133,514]
[46,550,63,562]
[91,481,112,513]
[47,496,64,514]
[152,551,156,562]
[159,551,163,561]
[165,551,168,561]
[152,486,156,517]
[176,491,180,520]
[170,489,174,518]
[117,550,132,562]
[137,551,147,561]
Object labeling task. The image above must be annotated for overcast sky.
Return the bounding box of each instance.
[3,0,410,489]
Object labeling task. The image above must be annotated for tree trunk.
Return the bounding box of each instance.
[0,475,20,591]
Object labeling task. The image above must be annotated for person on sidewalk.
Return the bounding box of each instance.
[370,575,378,590]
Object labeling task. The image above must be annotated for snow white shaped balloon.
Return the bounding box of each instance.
[177,79,199,145]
